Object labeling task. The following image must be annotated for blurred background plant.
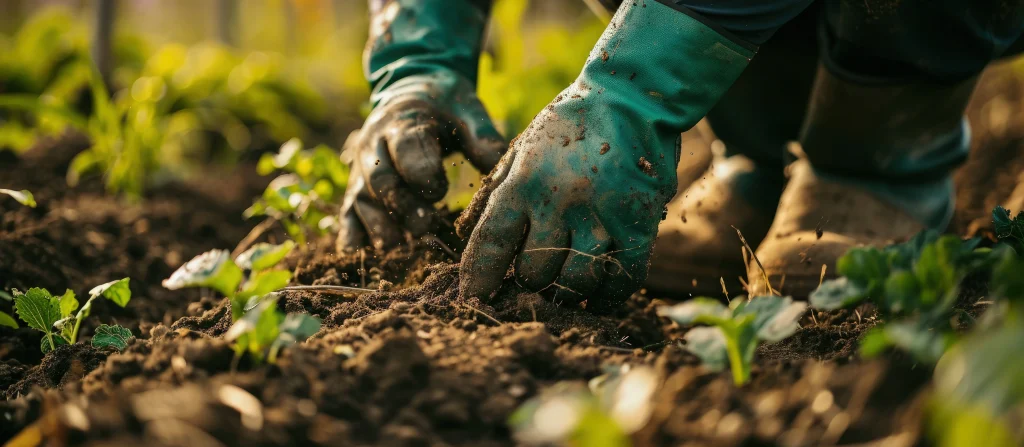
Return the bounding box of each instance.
[0,0,603,200]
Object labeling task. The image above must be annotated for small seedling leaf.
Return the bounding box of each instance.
[0,189,36,207]
[0,310,18,329]
[682,327,729,372]
[657,298,730,326]
[91,324,134,351]
[90,278,131,307]
[14,288,60,333]
[809,277,868,310]
[163,250,243,297]
[235,240,296,271]
[58,289,78,318]
[738,296,807,342]
[238,270,292,300]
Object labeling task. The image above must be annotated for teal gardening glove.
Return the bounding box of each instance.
[458,1,755,309]
[338,0,505,250]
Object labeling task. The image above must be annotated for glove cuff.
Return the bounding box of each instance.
[578,0,755,136]
[364,0,489,105]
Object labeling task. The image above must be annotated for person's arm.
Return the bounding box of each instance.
[338,0,503,250]
[457,0,810,308]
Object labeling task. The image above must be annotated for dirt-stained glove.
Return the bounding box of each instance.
[338,0,504,250]
[457,0,755,309]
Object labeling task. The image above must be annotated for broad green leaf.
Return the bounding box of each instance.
[682,327,728,372]
[738,296,807,342]
[91,324,134,351]
[237,270,292,300]
[657,298,730,326]
[0,310,18,329]
[163,250,243,297]
[41,333,68,353]
[14,288,59,332]
[810,277,869,310]
[58,289,78,317]
[90,278,131,307]
[0,188,36,207]
[235,240,296,271]
[836,247,888,287]
[883,271,919,314]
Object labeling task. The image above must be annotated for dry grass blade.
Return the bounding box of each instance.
[731,225,776,296]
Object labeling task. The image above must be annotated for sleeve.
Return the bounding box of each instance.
[653,0,816,46]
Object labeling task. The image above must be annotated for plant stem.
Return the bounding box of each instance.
[723,329,750,385]
[70,296,97,343]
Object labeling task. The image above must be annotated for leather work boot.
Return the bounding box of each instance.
[648,155,783,297]
[747,159,925,296]
[645,5,818,299]
[747,63,979,297]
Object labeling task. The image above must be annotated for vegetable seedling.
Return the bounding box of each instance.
[11,278,134,352]
[223,294,321,364]
[809,230,1006,362]
[993,206,1024,254]
[246,138,348,246]
[163,241,295,320]
[0,189,36,207]
[658,296,807,385]
[510,365,658,447]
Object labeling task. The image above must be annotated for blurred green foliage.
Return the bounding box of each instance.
[478,0,605,137]
[0,8,333,198]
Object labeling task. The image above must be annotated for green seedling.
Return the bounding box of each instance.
[11,278,133,352]
[658,296,807,385]
[0,189,36,207]
[510,365,658,447]
[223,294,321,364]
[993,206,1024,254]
[163,241,295,320]
[246,138,348,246]
[810,230,1008,363]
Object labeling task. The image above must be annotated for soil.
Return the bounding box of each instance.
[1,64,1023,447]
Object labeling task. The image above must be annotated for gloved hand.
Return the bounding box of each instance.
[457,0,755,309]
[338,0,505,250]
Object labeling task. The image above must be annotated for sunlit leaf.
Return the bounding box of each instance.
[57,289,78,318]
[89,278,131,307]
[234,240,295,271]
[657,297,729,326]
[163,249,243,297]
[0,188,36,207]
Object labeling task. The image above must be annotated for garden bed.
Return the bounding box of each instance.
[2,64,1024,446]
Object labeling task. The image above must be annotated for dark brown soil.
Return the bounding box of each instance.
[1,64,1023,447]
